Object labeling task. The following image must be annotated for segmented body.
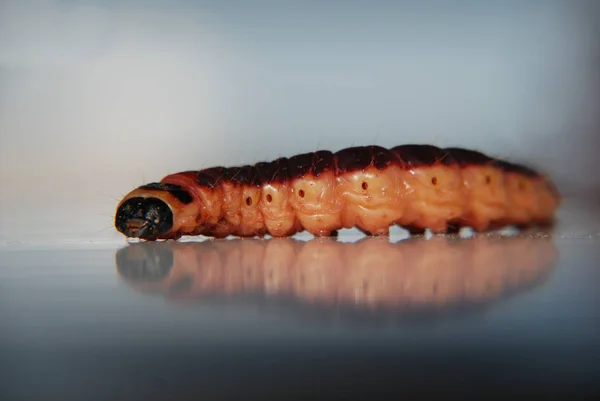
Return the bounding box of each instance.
[115,144,560,240]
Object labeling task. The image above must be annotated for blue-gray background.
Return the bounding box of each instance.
[0,0,598,242]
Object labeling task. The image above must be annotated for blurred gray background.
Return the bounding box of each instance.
[0,0,598,243]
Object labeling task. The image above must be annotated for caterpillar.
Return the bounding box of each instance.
[115,144,561,241]
[115,235,557,313]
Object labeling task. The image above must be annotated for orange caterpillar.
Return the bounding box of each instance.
[115,144,560,240]
[115,236,557,312]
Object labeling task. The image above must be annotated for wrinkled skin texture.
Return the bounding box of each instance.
[115,144,560,240]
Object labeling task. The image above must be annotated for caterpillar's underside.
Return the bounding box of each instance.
[115,144,560,240]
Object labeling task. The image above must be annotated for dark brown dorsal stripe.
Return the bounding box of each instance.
[287,152,314,178]
[225,165,260,186]
[334,146,373,173]
[495,160,539,177]
[312,150,335,177]
[139,182,194,204]
[195,167,228,188]
[370,145,399,170]
[392,144,455,167]
[443,147,495,166]
[255,157,289,184]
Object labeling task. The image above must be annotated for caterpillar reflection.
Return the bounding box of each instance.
[115,144,560,240]
[115,236,557,314]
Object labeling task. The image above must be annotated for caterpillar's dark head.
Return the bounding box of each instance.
[115,197,174,240]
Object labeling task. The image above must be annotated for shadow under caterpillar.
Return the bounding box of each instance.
[115,144,560,240]
[115,235,557,319]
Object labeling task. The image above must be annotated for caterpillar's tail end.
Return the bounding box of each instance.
[115,197,174,240]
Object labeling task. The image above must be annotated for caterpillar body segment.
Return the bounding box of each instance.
[115,144,560,240]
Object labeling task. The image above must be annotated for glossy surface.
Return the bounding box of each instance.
[116,144,561,240]
[1,203,599,400]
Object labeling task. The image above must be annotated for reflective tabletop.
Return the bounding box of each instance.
[1,208,599,400]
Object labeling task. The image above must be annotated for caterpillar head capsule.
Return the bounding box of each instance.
[115,197,174,240]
